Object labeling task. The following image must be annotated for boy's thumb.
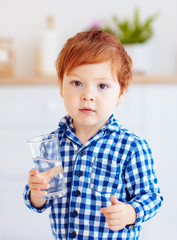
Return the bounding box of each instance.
[110,195,119,205]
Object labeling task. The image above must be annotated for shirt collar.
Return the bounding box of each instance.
[59,114,119,131]
[58,114,74,132]
[58,114,80,145]
[58,114,120,145]
[103,114,120,133]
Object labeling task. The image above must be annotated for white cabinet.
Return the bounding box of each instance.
[0,84,177,240]
[118,84,177,240]
[138,85,177,240]
[0,86,66,177]
[0,86,66,240]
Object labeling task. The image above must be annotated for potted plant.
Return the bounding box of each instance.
[102,8,158,44]
[89,8,159,73]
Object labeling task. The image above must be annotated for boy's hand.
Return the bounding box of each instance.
[28,169,49,198]
[100,196,137,231]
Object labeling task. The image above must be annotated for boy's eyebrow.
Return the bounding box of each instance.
[95,77,112,81]
[66,73,81,78]
[67,73,112,81]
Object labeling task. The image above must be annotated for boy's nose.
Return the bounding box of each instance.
[81,96,94,101]
[81,91,95,101]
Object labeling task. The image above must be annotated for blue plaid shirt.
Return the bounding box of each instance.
[24,114,163,240]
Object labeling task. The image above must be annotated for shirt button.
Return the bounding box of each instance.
[72,210,78,217]
[80,151,85,156]
[71,231,76,238]
[74,190,81,197]
[77,170,83,177]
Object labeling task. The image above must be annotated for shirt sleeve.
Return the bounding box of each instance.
[23,184,51,213]
[124,139,163,229]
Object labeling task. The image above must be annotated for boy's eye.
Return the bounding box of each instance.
[72,81,82,87]
[98,83,108,90]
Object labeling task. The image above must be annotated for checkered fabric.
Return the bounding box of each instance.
[24,114,163,240]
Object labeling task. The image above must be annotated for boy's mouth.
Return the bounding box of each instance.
[79,107,96,113]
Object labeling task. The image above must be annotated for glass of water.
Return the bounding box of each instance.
[27,133,66,200]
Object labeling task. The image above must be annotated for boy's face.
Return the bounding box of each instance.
[60,61,122,133]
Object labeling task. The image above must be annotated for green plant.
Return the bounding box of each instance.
[102,8,158,44]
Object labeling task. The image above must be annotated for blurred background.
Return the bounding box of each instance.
[0,0,177,239]
[0,0,177,76]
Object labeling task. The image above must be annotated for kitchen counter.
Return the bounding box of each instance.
[0,74,177,85]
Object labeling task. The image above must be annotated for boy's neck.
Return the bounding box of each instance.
[75,127,97,145]
[73,122,106,145]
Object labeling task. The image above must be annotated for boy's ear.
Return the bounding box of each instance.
[59,80,63,98]
[117,94,124,105]
[60,88,63,98]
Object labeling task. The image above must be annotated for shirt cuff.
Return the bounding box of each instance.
[125,201,144,230]
[23,184,51,213]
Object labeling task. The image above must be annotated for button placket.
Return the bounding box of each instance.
[69,149,86,239]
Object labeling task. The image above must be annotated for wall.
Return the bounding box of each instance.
[0,0,177,76]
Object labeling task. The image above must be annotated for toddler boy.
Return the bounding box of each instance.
[24,29,163,239]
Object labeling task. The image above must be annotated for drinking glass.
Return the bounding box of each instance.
[27,133,66,200]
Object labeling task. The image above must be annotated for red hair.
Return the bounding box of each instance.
[56,30,132,94]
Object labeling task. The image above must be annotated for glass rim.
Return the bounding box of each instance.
[27,133,58,144]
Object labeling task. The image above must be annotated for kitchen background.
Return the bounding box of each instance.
[0,0,177,240]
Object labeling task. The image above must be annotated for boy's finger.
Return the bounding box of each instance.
[101,196,121,213]
[103,212,120,219]
[110,195,119,205]
[29,175,47,184]
[29,169,38,176]
[100,204,121,214]
[30,183,49,190]
[31,189,47,196]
